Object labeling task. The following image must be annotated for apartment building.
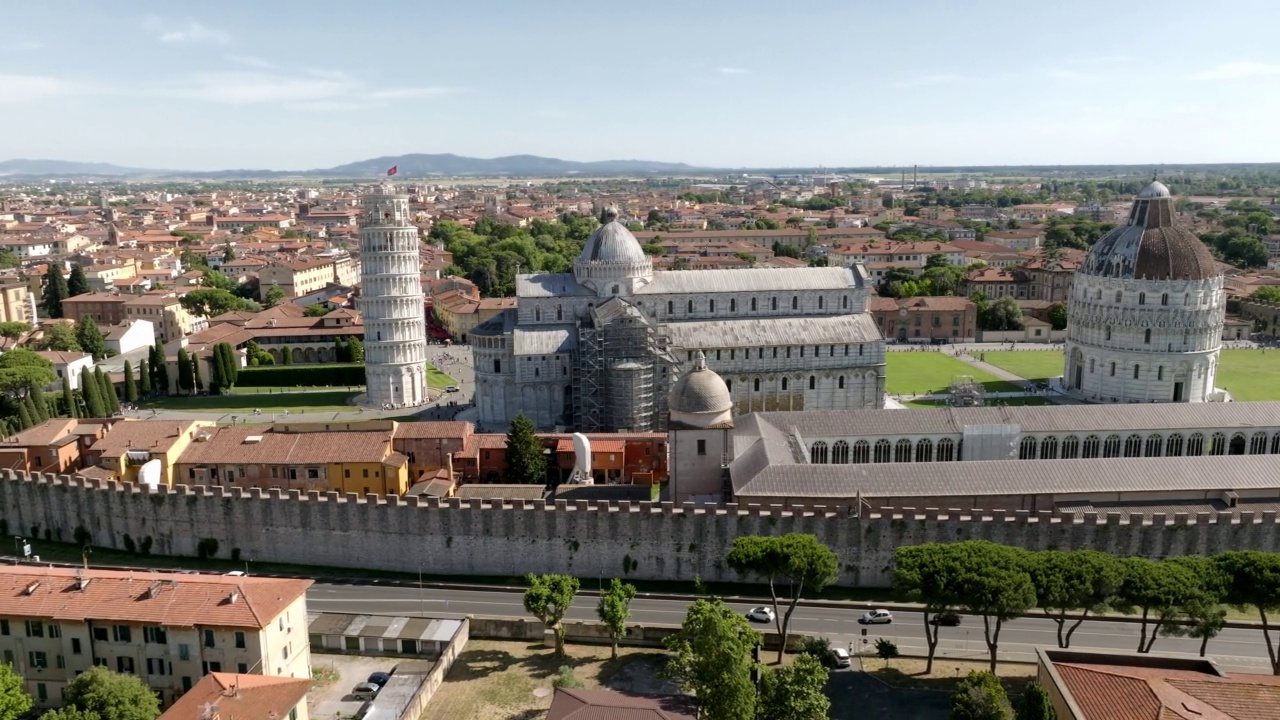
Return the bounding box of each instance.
[985,228,1044,251]
[0,566,311,708]
[124,294,206,344]
[258,258,335,301]
[869,296,979,343]
[61,293,132,326]
[0,282,32,325]
[81,420,215,486]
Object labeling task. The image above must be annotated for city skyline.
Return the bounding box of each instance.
[2,0,1279,170]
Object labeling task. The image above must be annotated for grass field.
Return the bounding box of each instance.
[427,365,457,388]
[902,396,1056,409]
[979,351,1064,382]
[143,390,359,413]
[886,353,1021,395]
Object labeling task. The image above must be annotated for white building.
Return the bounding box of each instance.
[358,186,428,408]
[1063,181,1225,403]
[473,207,886,431]
[104,319,155,357]
[35,351,95,391]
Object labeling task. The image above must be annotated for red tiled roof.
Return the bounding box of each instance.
[1055,661,1280,720]
[547,688,696,720]
[393,421,472,439]
[160,672,310,720]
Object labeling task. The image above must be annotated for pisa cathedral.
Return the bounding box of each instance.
[473,208,887,431]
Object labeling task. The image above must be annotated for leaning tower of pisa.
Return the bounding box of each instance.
[359,185,427,407]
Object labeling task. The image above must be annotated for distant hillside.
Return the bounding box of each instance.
[0,158,147,176]
[314,153,700,176]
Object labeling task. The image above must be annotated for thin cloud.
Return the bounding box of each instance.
[142,16,231,45]
[714,67,749,75]
[368,87,461,100]
[0,74,81,103]
[1068,55,1133,65]
[1191,61,1280,80]
[895,73,962,88]
[10,41,43,51]
[226,55,278,70]
[158,69,461,107]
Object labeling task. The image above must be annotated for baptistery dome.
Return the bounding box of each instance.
[1078,181,1218,282]
[669,350,734,429]
[573,205,654,296]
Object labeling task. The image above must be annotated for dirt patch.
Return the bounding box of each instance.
[422,640,674,720]
[867,657,1036,697]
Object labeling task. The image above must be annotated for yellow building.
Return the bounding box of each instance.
[0,282,31,325]
[124,294,207,344]
[0,566,311,708]
[173,421,409,495]
[258,258,336,300]
[83,420,216,486]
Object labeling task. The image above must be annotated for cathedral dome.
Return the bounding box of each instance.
[576,207,648,265]
[1078,180,1218,282]
[670,351,732,415]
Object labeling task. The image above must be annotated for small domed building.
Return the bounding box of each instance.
[1063,180,1226,403]
[667,350,735,503]
[473,206,886,431]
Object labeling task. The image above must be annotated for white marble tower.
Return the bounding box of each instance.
[359,185,427,407]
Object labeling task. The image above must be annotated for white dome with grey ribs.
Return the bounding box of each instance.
[573,205,653,296]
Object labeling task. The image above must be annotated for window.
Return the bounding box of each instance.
[1082,435,1100,458]
[818,296,824,309]
[556,305,563,321]
[117,656,135,674]
[1105,326,1112,341]
[751,297,757,311]
[0,620,7,636]
[201,661,222,674]
[915,439,934,463]
[1187,433,1205,456]
[147,658,168,676]
[1133,365,1140,380]
[203,630,216,648]
[306,468,319,480]
[71,638,82,655]
[1103,435,1122,458]
[343,468,350,478]
[1157,366,1164,381]
[781,378,788,390]
[1210,432,1227,456]
[791,296,798,309]
[832,441,850,464]
[182,677,193,692]
[753,378,760,392]
[1144,329,1151,344]
[1089,358,1095,373]
[28,651,47,669]
[808,376,816,390]
[35,684,46,703]
[25,621,43,638]
[362,468,369,478]
[1124,434,1142,458]
[810,442,828,464]
[1019,437,1037,460]
[1167,434,1184,456]
[92,627,108,642]
[1115,291,1122,303]
[936,438,955,462]
[1039,436,1059,459]
[143,626,166,644]
[1138,292,1146,305]
[696,440,706,456]
[838,376,844,389]
[667,301,673,315]
[771,297,777,310]
[611,285,619,295]
[852,440,870,464]
[1109,362,1116,377]
[1060,436,1080,459]
[842,295,849,309]
[1251,432,1268,455]
[687,300,693,313]
[1161,293,1168,306]
[56,655,64,670]
[730,299,736,312]
[1145,435,1163,457]
[237,663,249,674]
[709,299,715,313]
[234,631,246,649]
[873,439,891,463]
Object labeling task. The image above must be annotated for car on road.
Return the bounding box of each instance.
[444,385,460,393]
[745,606,775,623]
[832,647,851,668]
[367,671,391,687]
[858,609,894,625]
[931,610,962,626]
[351,682,379,701]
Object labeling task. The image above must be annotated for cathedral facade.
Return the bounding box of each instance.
[473,209,887,431]
[1064,181,1226,403]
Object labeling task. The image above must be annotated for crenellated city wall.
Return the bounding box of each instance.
[2,470,1278,587]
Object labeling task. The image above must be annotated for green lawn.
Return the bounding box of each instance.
[1217,349,1280,401]
[143,390,360,413]
[427,366,457,389]
[902,395,1056,409]
[885,353,1022,395]
[980,351,1065,382]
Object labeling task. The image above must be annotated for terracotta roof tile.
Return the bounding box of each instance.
[161,673,310,720]
[1056,665,1163,720]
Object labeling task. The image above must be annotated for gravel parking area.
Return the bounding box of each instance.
[309,654,401,719]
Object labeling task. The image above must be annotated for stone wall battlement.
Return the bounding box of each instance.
[3,469,1277,587]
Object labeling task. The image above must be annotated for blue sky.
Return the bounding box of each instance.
[3,0,1279,170]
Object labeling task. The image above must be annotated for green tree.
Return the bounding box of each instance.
[75,316,107,361]
[504,413,546,484]
[122,361,137,404]
[1113,557,1199,653]
[37,322,82,352]
[0,349,56,396]
[757,652,830,720]
[894,543,962,673]
[0,663,32,720]
[950,670,1013,720]
[281,345,293,365]
[334,337,347,363]
[348,337,364,363]
[874,637,900,669]
[63,666,160,720]
[949,542,1037,672]
[61,374,77,418]
[1015,681,1057,720]
[176,348,193,395]
[263,284,285,308]
[96,367,119,415]
[148,346,168,395]
[925,253,951,269]
[80,365,106,418]
[983,296,1024,331]
[222,244,235,262]
[0,322,31,339]
[219,343,238,386]
[67,264,90,297]
[663,598,760,720]
[1253,286,1280,303]
[523,574,579,657]
[192,353,204,393]
[305,303,329,317]
[725,533,838,663]
[1046,302,1068,331]
[29,384,49,423]
[138,359,151,401]
[1028,550,1124,648]
[42,265,69,318]
[596,578,637,660]
[179,288,253,318]
[208,350,224,395]
[42,707,101,720]
[21,394,41,427]
[15,400,33,430]
[1216,551,1280,674]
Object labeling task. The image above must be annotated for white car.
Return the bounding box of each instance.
[858,609,894,625]
[745,606,775,623]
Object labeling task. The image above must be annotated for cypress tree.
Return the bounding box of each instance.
[208,351,223,395]
[151,346,169,395]
[222,342,239,385]
[177,349,193,395]
[348,337,364,363]
[21,394,41,428]
[504,413,547,484]
[193,354,204,393]
[67,263,90,297]
[123,360,138,404]
[281,345,293,365]
[81,369,106,417]
[138,358,151,400]
[29,384,50,423]
[96,367,119,415]
[61,374,76,418]
[16,401,33,430]
[334,337,346,363]
[42,265,69,319]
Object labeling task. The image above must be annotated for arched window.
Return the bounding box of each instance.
[771,297,778,311]
[556,305,563,321]
[1161,293,1169,306]
[895,439,913,463]
[1144,329,1151,344]
[725,379,732,392]
[1138,292,1146,305]
[1124,434,1142,457]
[808,375,816,390]
[810,441,828,464]
[709,299,715,313]
[687,300,694,313]
[1144,435,1163,457]
[873,439,891,463]
[1019,436,1038,460]
[667,300,674,315]
[1103,435,1122,458]
[842,295,849,309]
[1040,436,1058,459]
[1133,365,1140,380]
[936,438,955,462]
[1228,433,1246,456]
[1089,358,1095,373]
[1105,326,1112,341]
[1110,362,1116,377]
[1167,433,1184,456]
[1082,435,1101,458]
[791,296,799,310]
[838,376,845,389]
[915,439,933,462]
[852,440,870,464]
[753,378,761,392]
[1157,366,1164,381]
[832,441,850,464]
[1187,433,1205,456]
[1251,432,1269,454]
[534,307,542,322]
[730,298,736,312]
[1061,436,1080,459]
[818,296,824,309]
[1272,433,1280,454]
[781,377,788,391]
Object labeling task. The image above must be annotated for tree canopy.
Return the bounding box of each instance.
[757,652,831,720]
[62,667,160,720]
[523,573,579,657]
[726,533,838,663]
[1028,550,1124,648]
[37,322,82,352]
[179,288,256,317]
[504,413,546,484]
[0,349,56,396]
[663,598,760,720]
[0,664,31,720]
[596,578,637,660]
[950,670,1014,720]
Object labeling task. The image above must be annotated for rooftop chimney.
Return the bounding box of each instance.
[23,581,39,595]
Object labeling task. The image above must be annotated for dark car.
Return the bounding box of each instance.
[931,610,962,626]
[367,672,391,687]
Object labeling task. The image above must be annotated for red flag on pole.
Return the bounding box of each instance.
[387,165,398,176]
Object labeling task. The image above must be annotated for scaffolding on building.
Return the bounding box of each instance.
[572,299,674,433]
[948,374,985,407]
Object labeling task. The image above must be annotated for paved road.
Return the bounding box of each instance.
[305,583,1277,673]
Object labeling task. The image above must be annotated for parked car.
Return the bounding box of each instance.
[931,610,962,626]
[832,647,852,668]
[367,671,391,687]
[444,385,460,393]
[858,609,894,625]
[351,682,379,701]
[745,606,775,623]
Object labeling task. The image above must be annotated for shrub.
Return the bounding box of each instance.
[552,665,584,689]
[122,534,136,554]
[73,525,91,547]
[236,364,365,387]
[196,538,219,559]
[798,636,838,669]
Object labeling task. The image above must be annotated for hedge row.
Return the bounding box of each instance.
[236,364,366,387]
